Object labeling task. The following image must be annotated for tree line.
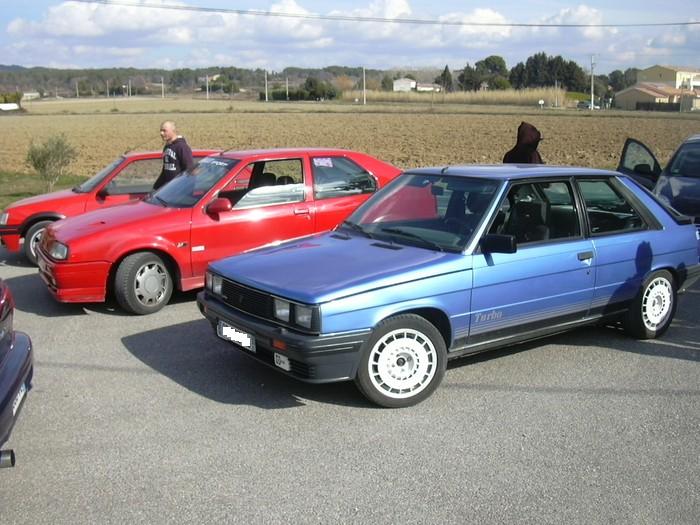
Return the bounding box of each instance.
[0,54,639,99]
[432,53,638,98]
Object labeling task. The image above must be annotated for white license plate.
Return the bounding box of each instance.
[274,353,291,372]
[12,382,27,417]
[217,320,255,353]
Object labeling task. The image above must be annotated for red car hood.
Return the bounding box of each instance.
[50,200,185,243]
[7,188,78,210]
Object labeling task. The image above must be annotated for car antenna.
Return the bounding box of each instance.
[218,144,238,156]
[441,166,450,174]
[124,137,160,155]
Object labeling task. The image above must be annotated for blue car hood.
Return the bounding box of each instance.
[209,233,470,304]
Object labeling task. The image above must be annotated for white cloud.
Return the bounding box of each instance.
[3,1,698,72]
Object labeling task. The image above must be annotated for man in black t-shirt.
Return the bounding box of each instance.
[153,120,194,190]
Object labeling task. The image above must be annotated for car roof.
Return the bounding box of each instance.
[216,147,358,159]
[123,149,220,159]
[405,164,620,181]
[683,134,700,144]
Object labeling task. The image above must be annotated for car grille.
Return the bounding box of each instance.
[220,279,272,318]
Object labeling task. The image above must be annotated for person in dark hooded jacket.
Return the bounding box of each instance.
[503,121,544,164]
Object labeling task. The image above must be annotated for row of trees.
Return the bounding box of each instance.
[1,56,641,99]
[429,53,639,96]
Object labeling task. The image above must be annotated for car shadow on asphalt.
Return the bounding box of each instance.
[447,291,700,372]
[122,319,375,409]
[0,248,32,268]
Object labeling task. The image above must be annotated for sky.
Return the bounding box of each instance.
[1,0,699,74]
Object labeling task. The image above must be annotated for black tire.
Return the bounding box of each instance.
[114,252,173,315]
[23,220,52,266]
[355,314,447,408]
[623,270,676,339]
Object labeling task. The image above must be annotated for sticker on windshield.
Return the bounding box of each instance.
[313,157,334,168]
[201,159,229,167]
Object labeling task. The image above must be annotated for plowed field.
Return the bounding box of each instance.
[2,99,698,177]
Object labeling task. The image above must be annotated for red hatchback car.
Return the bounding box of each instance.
[0,150,218,265]
[37,148,401,314]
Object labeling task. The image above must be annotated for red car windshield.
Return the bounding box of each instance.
[73,157,124,193]
[149,157,239,208]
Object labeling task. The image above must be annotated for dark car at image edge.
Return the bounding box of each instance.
[0,279,33,468]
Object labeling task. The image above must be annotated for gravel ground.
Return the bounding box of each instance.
[1,246,699,524]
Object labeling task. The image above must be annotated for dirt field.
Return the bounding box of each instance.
[2,98,699,177]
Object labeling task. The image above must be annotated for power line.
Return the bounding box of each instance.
[73,0,700,29]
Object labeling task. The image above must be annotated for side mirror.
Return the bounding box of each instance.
[480,234,516,254]
[97,186,110,199]
[206,197,232,216]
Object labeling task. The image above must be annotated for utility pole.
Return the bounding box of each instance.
[161,76,165,99]
[590,54,595,110]
[286,76,289,101]
[264,70,268,102]
[75,81,79,98]
[206,75,209,100]
[128,79,132,97]
[106,79,109,98]
[554,78,558,108]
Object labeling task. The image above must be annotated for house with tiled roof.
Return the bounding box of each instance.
[614,74,699,111]
[637,65,700,90]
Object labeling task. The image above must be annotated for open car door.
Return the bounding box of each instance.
[617,138,662,190]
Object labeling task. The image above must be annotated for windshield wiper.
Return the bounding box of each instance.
[341,220,375,239]
[380,227,444,252]
[151,195,169,207]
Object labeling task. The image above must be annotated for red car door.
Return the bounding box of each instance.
[308,154,381,232]
[188,156,316,281]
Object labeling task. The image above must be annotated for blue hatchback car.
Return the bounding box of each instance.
[197,165,700,407]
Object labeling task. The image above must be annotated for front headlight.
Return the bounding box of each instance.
[205,271,223,295]
[49,242,69,260]
[294,305,313,329]
[273,298,290,322]
[0,212,8,225]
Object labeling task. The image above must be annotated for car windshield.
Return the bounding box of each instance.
[73,157,124,193]
[668,142,700,178]
[344,173,501,252]
[148,157,239,208]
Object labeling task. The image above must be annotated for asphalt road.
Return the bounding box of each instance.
[1,246,699,524]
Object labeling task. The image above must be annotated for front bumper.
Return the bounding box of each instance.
[37,249,110,303]
[197,291,371,384]
[0,225,21,252]
[0,331,33,447]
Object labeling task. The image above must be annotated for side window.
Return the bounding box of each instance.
[578,179,646,234]
[233,158,304,209]
[490,181,580,243]
[312,157,377,200]
[108,158,163,194]
[668,142,700,178]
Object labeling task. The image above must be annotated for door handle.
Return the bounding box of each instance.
[294,207,310,215]
[577,251,594,261]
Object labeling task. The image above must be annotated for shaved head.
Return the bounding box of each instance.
[159,121,178,143]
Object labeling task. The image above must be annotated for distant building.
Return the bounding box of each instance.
[614,82,698,111]
[21,92,40,101]
[637,65,700,90]
[393,78,416,92]
[416,83,442,93]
